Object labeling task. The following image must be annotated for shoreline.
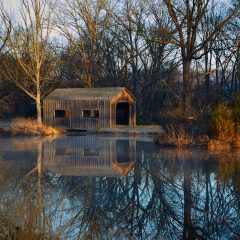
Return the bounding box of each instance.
[0,119,239,153]
[0,123,164,137]
[1,127,239,154]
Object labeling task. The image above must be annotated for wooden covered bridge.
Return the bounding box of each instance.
[43,87,136,130]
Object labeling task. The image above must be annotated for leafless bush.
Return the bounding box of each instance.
[159,125,193,148]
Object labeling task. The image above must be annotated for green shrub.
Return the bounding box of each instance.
[211,104,234,141]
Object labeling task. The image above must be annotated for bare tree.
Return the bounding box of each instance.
[57,0,111,88]
[0,4,12,118]
[163,0,240,118]
[3,0,56,124]
[0,5,11,52]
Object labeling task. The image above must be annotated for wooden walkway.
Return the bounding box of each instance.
[98,125,163,136]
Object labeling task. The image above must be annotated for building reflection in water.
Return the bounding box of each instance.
[43,135,136,177]
[1,136,240,239]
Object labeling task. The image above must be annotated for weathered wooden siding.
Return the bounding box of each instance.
[43,135,136,177]
[43,135,111,168]
[43,88,136,130]
[43,99,111,130]
[43,100,73,128]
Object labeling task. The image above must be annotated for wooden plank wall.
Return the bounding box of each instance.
[43,89,136,130]
[43,135,111,168]
[43,99,111,130]
[43,100,72,128]
[43,136,137,174]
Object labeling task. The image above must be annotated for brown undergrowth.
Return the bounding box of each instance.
[158,124,240,151]
[1,118,63,137]
[158,125,193,148]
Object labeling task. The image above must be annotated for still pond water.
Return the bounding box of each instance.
[0,135,240,239]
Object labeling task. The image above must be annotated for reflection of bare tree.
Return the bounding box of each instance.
[182,158,195,240]
[0,138,65,239]
[0,139,45,239]
[19,140,44,238]
[1,138,240,239]
[36,141,43,230]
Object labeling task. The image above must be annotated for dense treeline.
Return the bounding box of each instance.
[0,0,239,124]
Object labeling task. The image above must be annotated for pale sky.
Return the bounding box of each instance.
[1,0,20,17]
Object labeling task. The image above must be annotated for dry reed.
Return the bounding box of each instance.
[207,139,231,152]
[9,118,62,136]
[159,125,193,148]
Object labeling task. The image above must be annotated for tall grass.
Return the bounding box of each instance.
[159,125,193,148]
[10,118,62,136]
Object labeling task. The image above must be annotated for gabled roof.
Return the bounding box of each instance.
[44,87,136,101]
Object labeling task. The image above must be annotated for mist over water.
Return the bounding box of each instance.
[0,135,240,239]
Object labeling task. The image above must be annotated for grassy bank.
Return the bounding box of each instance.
[157,99,240,151]
[158,124,240,151]
[0,118,63,137]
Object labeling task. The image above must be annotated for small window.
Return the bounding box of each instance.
[93,110,99,118]
[66,111,71,119]
[84,148,99,157]
[83,110,91,118]
[55,148,71,156]
[83,110,99,118]
[55,110,71,119]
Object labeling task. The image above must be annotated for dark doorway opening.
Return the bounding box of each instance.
[116,102,129,125]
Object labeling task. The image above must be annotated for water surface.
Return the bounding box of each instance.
[0,135,240,239]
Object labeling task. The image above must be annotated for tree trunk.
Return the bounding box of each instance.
[36,68,42,125]
[215,52,221,101]
[36,96,42,125]
[182,60,192,118]
[204,48,211,100]
[88,45,94,88]
[87,74,92,88]
[236,41,240,91]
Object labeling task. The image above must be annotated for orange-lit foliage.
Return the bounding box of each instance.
[216,155,235,183]
[211,104,234,141]
[10,118,62,136]
[159,125,193,148]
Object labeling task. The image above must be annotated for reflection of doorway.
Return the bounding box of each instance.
[116,140,130,163]
[116,102,129,125]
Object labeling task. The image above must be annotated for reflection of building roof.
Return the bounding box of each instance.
[46,161,136,177]
[112,161,136,176]
[44,87,136,101]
